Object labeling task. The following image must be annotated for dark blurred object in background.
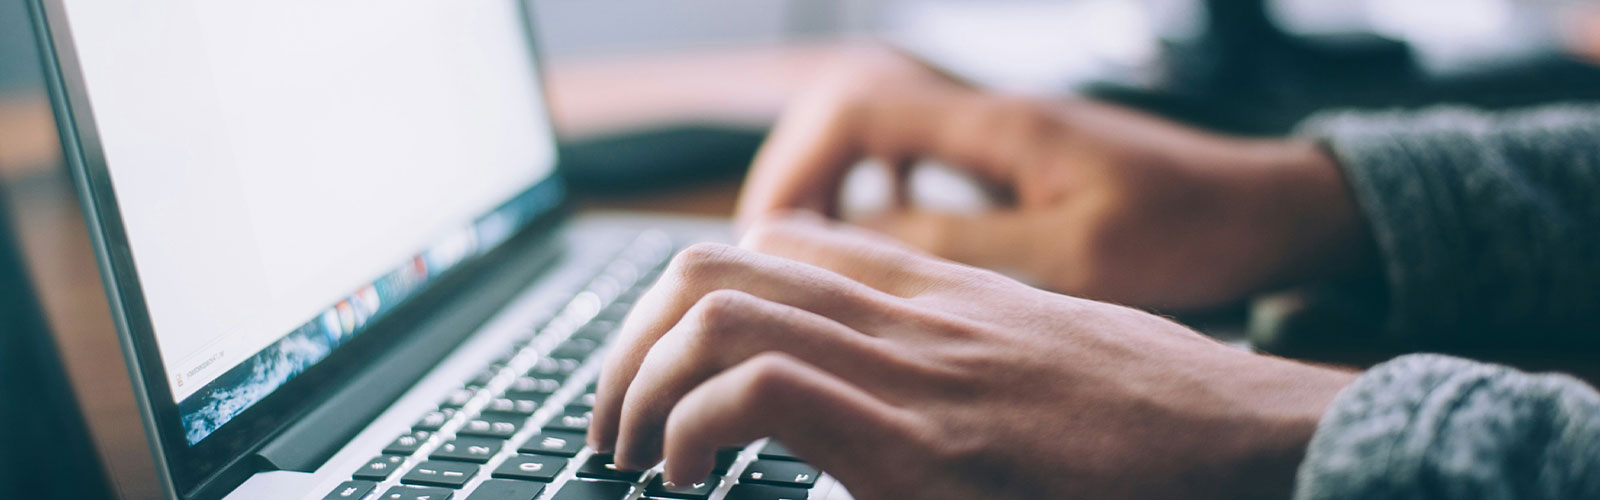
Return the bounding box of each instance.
[529,0,1600,189]
[0,190,113,500]
[561,125,765,194]
[1092,0,1600,134]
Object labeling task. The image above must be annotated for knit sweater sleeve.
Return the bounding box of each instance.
[1293,354,1600,500]
[1295,104,1600,348]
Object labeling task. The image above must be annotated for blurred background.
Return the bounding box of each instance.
[10,0,1600,191]
[4,1,1600,497]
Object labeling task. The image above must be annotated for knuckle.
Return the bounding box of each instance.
[804,72,872,120]
[819,59,892,100]
[667,242,742,284]
[732,353,802,406]
[688,289,755,334]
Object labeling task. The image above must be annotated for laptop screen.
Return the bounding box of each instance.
[56,1,559,445]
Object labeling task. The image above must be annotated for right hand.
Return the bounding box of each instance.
[587,214,1356,500]
[736,47,1374,311]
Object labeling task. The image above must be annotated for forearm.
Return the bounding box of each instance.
[1294,354,1600,500]
[1296,104,1600,348]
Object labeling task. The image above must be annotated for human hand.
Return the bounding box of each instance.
[589,214,1356,500]
[736,48,1374,311]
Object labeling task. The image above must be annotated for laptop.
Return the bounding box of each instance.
[0,187,115,499]
[28,1,847,499]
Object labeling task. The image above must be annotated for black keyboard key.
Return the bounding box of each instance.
[544,406,594,433]
[465,479,546,500]
[502,376,561,401]
[431,437,502,463]
[491,454,566,482]
[458,414,523,439]
[725,484,808,500]
[555,359,584,376]
[482,397,540,417]
[517,430,586,457]
[645,475,720,499]
[414,410,456,432]
[550,338,600,361]
[526,357,579,379]
[713,448,741,475]
[384,430,433,455]
[324,480,377,500]
[756,441,801,461]
[402,460,478,488]
[379,485,455,500]
[741,461,818,488]
[440,389,477,408]
[575,453,646,482]
[548,480,633,500]
[568,390,598,410]
[354,454,407,481]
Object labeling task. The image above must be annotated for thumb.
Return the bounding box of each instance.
[857,209,1039,273]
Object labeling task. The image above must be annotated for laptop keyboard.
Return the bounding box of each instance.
[323,232,823,500]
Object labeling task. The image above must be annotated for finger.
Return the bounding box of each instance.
[589,243,900,451]
[735,85,1033,228]
[660,352,925,493]
[859,209,1042,274]
[739,212,963,297]
[613,289,907,469]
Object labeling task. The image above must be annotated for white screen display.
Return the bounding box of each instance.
[59,1,557,401]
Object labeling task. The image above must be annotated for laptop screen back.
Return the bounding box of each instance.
[53,0,559,446]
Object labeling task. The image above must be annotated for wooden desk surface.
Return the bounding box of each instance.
[0,42,854,499]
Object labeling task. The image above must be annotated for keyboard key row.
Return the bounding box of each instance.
[334,242,675,500]
[518,430,585,457]
[467,477,547,500]
[432,436,502,463]
[545,406,594,433]
[742,460,819,488]
[402,460,478,488]
[383,430,433,455]
[464,479,544,500]
[646,475,720,499]
[457,414,522,439]
[576,453,644,483]
[548,480,631,500]
[353,454,406,481]
[492,454,566,482]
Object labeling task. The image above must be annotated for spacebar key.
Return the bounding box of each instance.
[549,480,632,500]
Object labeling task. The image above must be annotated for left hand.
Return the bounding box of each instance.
[735,48,1373,311]
[587,214,1355,500]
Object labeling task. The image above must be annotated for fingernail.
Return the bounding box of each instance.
[613,451,638,471]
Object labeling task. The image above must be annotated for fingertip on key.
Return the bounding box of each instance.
[663,457,712,487]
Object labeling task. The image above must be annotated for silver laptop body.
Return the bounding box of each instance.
[28,1,848,499]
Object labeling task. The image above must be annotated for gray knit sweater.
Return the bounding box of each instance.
[1292,105,1600,499]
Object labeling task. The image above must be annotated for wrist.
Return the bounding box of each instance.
[1242,139,1378,290]
[1213,356,1358,500]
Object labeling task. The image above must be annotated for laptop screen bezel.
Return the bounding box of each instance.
[27,0,570,496]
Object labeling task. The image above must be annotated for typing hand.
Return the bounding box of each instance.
[589,214,1355,500]
[736,47,1373,311]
